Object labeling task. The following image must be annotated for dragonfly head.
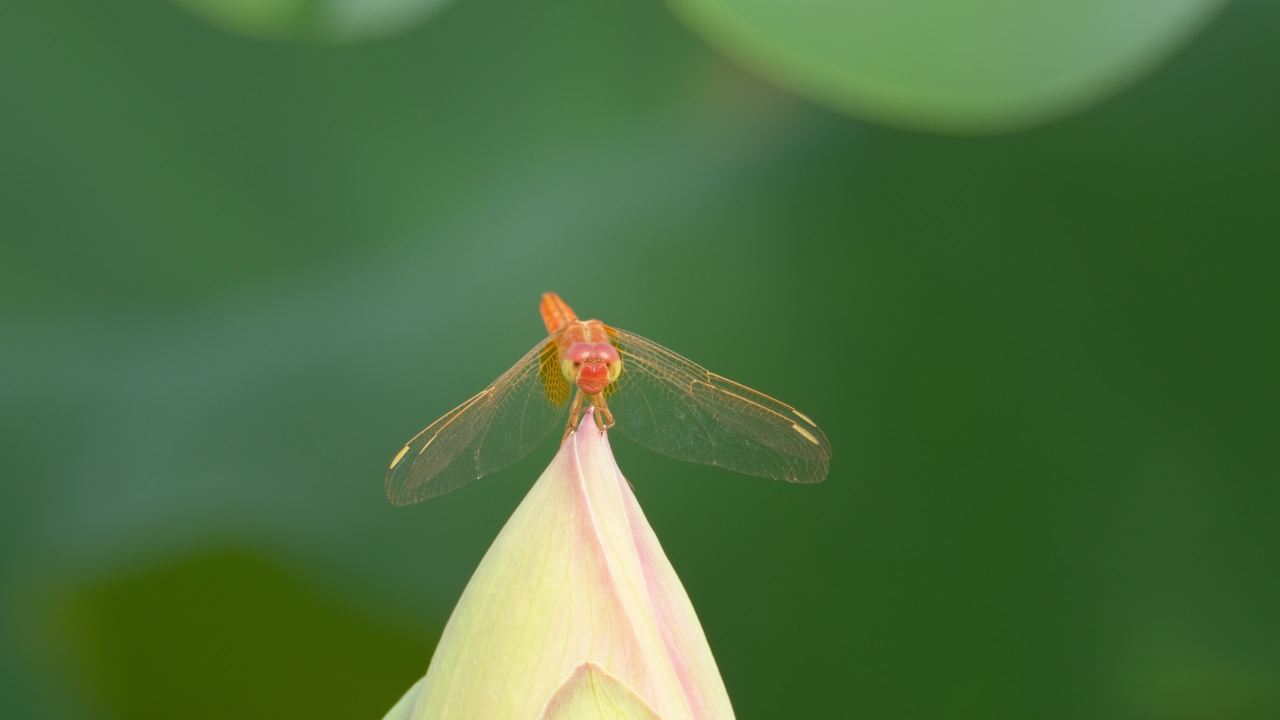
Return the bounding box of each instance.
[564,342,622,395]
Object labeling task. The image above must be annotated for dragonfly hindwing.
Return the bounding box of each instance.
[539,340,572,405]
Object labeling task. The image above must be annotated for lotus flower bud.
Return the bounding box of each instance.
[384,409,735,720]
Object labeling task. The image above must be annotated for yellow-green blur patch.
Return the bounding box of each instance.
[58,549,436,719]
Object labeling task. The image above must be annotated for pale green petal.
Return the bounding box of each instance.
[540,663,664,720]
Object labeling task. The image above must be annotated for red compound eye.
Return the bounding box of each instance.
[592,342,620,364]
[564,343,593,364]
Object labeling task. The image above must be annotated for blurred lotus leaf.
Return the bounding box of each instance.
[668,0,1228,133]
[169,0,450,41]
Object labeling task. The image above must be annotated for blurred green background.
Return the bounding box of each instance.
[3,0,1278,718]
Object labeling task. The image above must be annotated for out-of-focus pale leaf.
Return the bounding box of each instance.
[540,664,664,720]
[668,0,1228,133]
[168,0,450,42]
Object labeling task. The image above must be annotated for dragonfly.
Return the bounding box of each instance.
[385,292,831,505]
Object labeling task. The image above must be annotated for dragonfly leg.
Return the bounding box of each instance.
[591,395,615,432]
[562,390,585,443]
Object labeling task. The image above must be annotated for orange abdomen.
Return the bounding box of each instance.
[540,292,578,334]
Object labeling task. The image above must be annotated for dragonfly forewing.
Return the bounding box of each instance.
[606,327,831,484]
[385,336,568,505]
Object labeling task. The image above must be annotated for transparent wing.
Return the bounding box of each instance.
[606,327,831,484]
[385,336,571,505]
